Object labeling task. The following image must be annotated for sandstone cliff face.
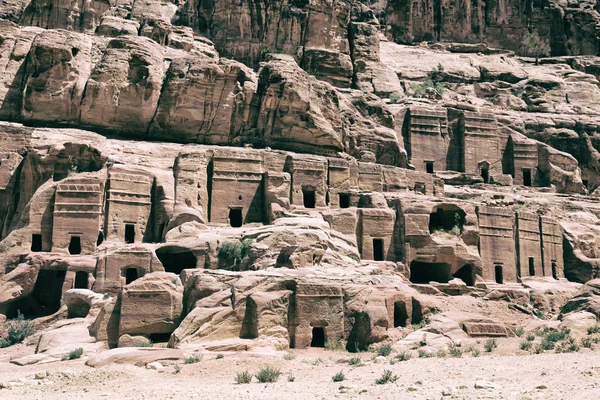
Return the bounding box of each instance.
[385,0,600,57]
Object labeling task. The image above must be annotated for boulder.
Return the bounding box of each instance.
[86,348,184,367]
[560,279,600,318]
[63,289,106,318]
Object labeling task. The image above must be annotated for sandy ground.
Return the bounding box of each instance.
[0,347,599,400]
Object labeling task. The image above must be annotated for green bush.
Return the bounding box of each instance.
[185,354,203,364]
[69,347,84,360]
[541,338,555,351]
[484,339,498,353]
[256,365,282,383]
[216,354,224,360]
[217,239,254,269]
[287,373,295,382]
[410,63,445,99]
[512,328,524,337]
[376,344,392,357]
[449,345,463,358]
[436,348,447,358]
[471,348,480,357]
[520,340,532,351]
[396,351,411,362]
[587,325,600,335]
[389,91,403,104]
[526,333,535,342]
[0,312,35,348]
[581,337,593,349]
[332,371,345,382]
[418,349,433,358]
[348,356,363,366]
[235,370,253,384]
[283,351,296,361]
[375,369,398,385]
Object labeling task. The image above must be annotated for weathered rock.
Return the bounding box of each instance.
[85,348,184,367]
[63,289,105,318]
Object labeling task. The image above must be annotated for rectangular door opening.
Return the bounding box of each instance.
[229,208,243,227]
[495,265,503,284]
[339,193,350,208]
[310,327,325,347]
[373,238,384,261]
[68,236,81,255]
[74,271,88,289]
[125,224,135,244]
[125,268,138,285]
[393,302,408,328]
[523,169,532,187]
[528,257,535,276]
[31,234,42,252]
[425,161,434,174]
[303,188,316,208]
[481,167,489,183]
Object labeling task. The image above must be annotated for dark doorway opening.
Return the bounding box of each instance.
[303,188,316,208]
[453,264,474,286]
[339,193,350,208]
[373,238,385,261]
[583,179,589,189]
[551,261,558,279]
[481,167,489,183]
[125,224,135,244]
[495,265,503,284]
[410,261,451,284]
[429,207,466,234]
[31,234,42,252]
[311,327,325,347]
[125,268,138,285]
[411,298,423,325]
[240,297,258,339]
[32,270,66,317]
[425,161,434,174]
[74,271,88,289]
[68,236,81,255]
[229,208,243,227]
[523,169,532,186]
[156,246,197,275]
[149,333,172,343]
[97,231,104,246]
[393,302,408,328]
[528,257,535,276]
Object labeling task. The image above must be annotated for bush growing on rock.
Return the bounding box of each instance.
[217,239,254,269]
[348,356,363,366]
[375,344,392,357]
[332,371,345,382]
[0,312,34,348]
[587,325,600,335]
[410,63,445,99]
[519,32,550,64]
[520,340,533,351]
[484,339,498,352]
[375,370,398,385]
[396,351,411,361]
[389,91,403,104]
[62,347,84,360]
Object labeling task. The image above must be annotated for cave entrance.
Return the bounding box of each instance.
[303,188,316,208]
[229,208,243,228]
[429,206,465,234]
[31,234,42,252]
[452,264,474,286]
[149,333,172,343]
[393,301,408,328]
[125,224,135,244]
[240,297,258,339]
[32,270,66,317]
[339,193,350,208]
[125,267,139,285]
[528,257,535,276]
[310,327,325,348]
[551,261,558,279]
[97,231,104,246]
[156,246,197,275]
[74,271,88,289]
[410,261,451,284]
[68,236,81,255]
[495,265,503,284]
[373,238,385,261]
[523,169,532,187]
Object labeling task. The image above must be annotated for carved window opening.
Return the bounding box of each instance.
[125,224,135,244]
[74,271,88,289]
[523,169,532,187]
[31,234,42,252]
[528,257,535,276]
[425,161,434,174]
[310,327,325,347]
[339,193,350,208]
[125,268,138,285]
[302,188,316,208]
[495,265,503,284]
[551,261,558,280]
[393,302,408,328]
[229,208,243,228]
[68,236,81,255]
[373,238,384,261]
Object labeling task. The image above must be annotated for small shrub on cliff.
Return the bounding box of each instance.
[332,371,345,382]
[449,345,463,358]
[184,354,203,364]
[587,325,600,335]
[410,63,445,99]
[519,32,550,64]
[235,370,253,384]
[376,344,392,357]
[256,365,282,383]
[348,356,363,366]
[520,340,533,351]
[389,91,403,104]
[217,239,254,269]
[395,351,412,362]
[512,328,524,337]
[0,312,34,348]
[62,347,83,361]
[484,339,498,352]
[581,337,593,349]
